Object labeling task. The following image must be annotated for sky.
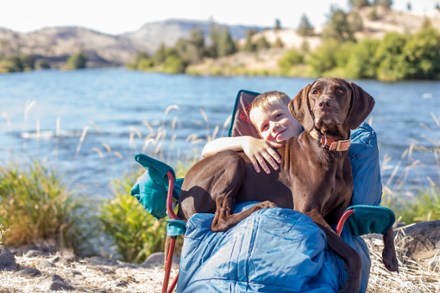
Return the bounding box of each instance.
[1,0,439,35]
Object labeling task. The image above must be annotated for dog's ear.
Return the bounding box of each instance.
[289,84,314,132]
[346,81,375,129]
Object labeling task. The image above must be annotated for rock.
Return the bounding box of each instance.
[42,274,74,291]
[402,220,440,270]
[0,245,18,271]
[38,260,55,269]
[57,248,76,263]
[86,256,118,266]
[25,249,47,258]
[143,252,179,268]
[15,267,42,277]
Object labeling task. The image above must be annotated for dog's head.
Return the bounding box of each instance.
[289,78,375,138]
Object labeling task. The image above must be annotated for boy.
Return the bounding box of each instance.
[202,91,302,174]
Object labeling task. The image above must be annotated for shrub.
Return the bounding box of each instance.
[99,173,167,263]
[306,40,340,76]
[0,161,81,248]
[278,49,304,75]
[384,187,440,224]
[64,53,87,70]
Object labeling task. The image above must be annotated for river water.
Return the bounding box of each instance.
[0,68,439,197]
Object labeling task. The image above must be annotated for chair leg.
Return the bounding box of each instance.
[168,272,179,293]
[162,236,177,293]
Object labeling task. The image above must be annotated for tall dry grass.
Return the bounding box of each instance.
[0,161,82,249]
[381,113,440,223]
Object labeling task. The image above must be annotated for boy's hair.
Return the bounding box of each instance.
[250,91,291,113]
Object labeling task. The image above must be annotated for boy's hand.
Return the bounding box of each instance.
[242,137,282,174]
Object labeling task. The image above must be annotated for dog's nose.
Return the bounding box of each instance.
[318,97,332,109]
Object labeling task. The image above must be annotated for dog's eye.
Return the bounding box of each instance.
[311,89,319,95]
[336,87,345,95]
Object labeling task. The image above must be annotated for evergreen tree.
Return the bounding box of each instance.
[243,30,257,52]
[64,53,87,70]
[322,6,356,42]
[273,37,284,48]
[255,36,271,51]
[208,24,221,58]
[373,0,393,9]
[348,0,370,9]
[297,14,315,36]
[217,27,237,57]
[274,18,282,30]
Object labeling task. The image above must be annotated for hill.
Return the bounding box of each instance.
[0,7,439,70]
[0,20,264,68]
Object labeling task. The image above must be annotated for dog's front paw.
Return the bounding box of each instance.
[259,201,277,209]
[382,248,399,272]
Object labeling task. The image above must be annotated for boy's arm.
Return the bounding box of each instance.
[202,136,281,174]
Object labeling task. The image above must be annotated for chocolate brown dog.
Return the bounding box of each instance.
[178,78,398,292]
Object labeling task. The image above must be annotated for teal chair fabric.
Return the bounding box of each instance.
[344,205,395,236]
[130,153,181,220]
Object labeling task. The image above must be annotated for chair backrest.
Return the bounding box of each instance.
[228,89,260,138]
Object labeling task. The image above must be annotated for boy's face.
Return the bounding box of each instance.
[250,103,302,144]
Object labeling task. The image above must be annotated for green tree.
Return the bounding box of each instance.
[278,48,304,74]
[348,0,370,9]
[255,36,271,51]
[373,0,393,9]
[274,18,282,30]
[322,6,356,42]
[402,28,440,79]
[296,14,315,36]
[243,30,257,52]
[64,53,87,70]
[161,48,187,73]
[217,27,237,57]
[368,7,380,20]
[306,40,340,75]
[374,32,408,81]
[349,11,364,32]
[208,24,221,58]
[345,39,380,78]
[273,37,284,48]
[153,44,167,65]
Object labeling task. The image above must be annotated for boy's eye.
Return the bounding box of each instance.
[261,124,269,131]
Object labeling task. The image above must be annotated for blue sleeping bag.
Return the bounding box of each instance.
[176,122,383,293]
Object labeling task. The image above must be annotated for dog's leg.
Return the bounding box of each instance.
[210,165,276,232]
[382,228,399,272]
[212,194,276,232]
[305,210,361,293]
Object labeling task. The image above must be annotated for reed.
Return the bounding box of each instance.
[381,113,440,223]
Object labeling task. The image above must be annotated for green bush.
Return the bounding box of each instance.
[278,49,304,75]
[306,40,340,76]
[0,162,81,247]
[64,53,87,70]
[374,32,409,81]
[402,28,440,79]
[100,173,167,263]
[384,187,440,224]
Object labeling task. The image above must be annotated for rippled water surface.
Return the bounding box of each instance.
[1,68,439,197]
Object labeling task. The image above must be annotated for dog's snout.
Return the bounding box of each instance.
[318,97,332,109]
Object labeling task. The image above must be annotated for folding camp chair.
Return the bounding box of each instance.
[131,89,396,293]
